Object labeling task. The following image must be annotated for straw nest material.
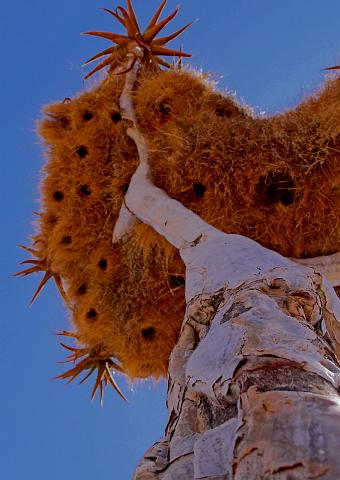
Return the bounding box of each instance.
[21,63,340,383]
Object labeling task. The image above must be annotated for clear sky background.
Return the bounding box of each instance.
[2,1,340,479]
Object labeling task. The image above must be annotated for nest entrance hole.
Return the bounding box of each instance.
[256,172,296,207]
[53,191,64,202]
[86,308,97,320]
[215,105,234,118]
[142,327,156,341]
[159,101,171,116]
[77,284,87,295]
[76,146,88,158]
[169,275,185,289]
[98,259,107,270]
[61,235,72,245]
[111,111,122,123]
[193,182,206,198]
[82,111,93,121]
[79,184,92,196]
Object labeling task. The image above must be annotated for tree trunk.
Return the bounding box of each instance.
[133,256,340,480]
[115,51,340,480]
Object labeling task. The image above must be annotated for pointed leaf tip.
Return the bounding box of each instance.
[143,6,179,43]
[324,65,340,71]
[154,21,193,46]
[146,0,168,31]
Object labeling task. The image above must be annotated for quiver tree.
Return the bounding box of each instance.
[18,1,340,477]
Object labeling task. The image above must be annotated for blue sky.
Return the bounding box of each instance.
[2,1,340,479]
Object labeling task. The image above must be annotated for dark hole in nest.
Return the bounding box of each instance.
[111,111,122,123]
[86,308,97,320]
[79,184,92,196]
[82,111,93,121]
[63,97,72,104]
[121,183,129,194]
[77,284,87,295]
[53,191,64,202]
[169,275,185,289]
[159,102,171,116]
[142,327,156,340]
[215,105,233,118]
[98,259,107,270]
[61,235,72,245]
[76,145,88,158]
[193,182,206,198]
[255,172,296,207]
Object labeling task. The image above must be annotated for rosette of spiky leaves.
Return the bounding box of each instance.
[83,0,192,79]
[15,245,69,306]
[57,332,126,404]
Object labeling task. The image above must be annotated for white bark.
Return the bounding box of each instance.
[114,57,340,480]
[291,252,340,287]
[132,267,340,480]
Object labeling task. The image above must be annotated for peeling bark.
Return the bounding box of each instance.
[133,273,340,480]
[292,252,340,288]
[114,53,340,480]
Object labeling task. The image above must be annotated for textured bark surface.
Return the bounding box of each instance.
[292,252,340,287]
[113,55,340,479]
[133,263,340,480]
